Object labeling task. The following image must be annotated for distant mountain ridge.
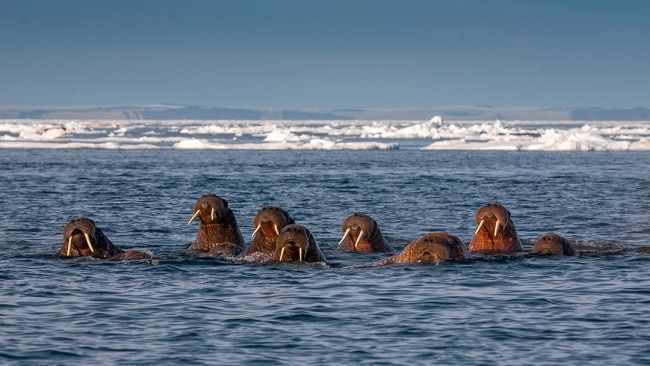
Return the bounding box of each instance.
[0,104,648,121]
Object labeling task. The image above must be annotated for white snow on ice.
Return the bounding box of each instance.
[0,117,649,151]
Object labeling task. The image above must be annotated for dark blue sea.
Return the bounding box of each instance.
[1,149,649,365]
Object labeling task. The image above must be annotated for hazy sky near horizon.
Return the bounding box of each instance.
[1,0,649,109]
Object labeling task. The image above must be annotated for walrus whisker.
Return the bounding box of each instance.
[211,207,215,221]
[299,247,303,262]
[493,221,500,237]
[475,219,484,235]
[66,236,72,256]
[354,230,364,249]
[252,224,261,237]
[338,228,350,245]
[188,210,201,225]
[83,233,95,253]
[273,224,279,236]
[279,246,286,262]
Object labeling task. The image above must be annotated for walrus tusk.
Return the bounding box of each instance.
[252,224,261,237]
[274,224,279,236]
[475,220,484,235]
[493,221,500,237]
[83,233,95,253]
[354,230,364,249]
[279,246,286,262]
[338,228,350,245]
[299,247,303,262]
[66,236,72,256]
[211,208,215,221]
[188,210,201,224]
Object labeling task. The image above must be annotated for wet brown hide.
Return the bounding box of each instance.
[378,233,469,264]
[532,233,576,256]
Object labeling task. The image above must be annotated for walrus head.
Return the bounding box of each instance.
[58,217,121,259]
[187,193,245,254]
[532,233,576,256]
[252,206,295,242]
[338,212,392,253]
[243,206,295,257]
[469,203,522,253]
[474,203,511,238]
[391,233,469,263]
[188,194,230,226]
[273,224,325,263]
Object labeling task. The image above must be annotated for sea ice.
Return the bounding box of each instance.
[0,118,648,151]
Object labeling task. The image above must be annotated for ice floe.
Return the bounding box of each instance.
[0,118,648,151]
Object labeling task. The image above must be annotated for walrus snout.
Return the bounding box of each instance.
[417,252,441,262]
[339,224,364,249]
[252,216,280,238]
[276,242,307,262]
[474,203,512,237]
[62,217,98,256]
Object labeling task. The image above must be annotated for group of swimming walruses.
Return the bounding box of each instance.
[56,194,576,264]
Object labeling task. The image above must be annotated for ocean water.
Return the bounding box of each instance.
[1,149,649,365]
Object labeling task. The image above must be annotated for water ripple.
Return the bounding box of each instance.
[1,150,649,365]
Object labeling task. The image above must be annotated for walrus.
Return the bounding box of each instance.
[187,194,246,256]
[272,224,326,263]
[532,233,576,256]
[468,203,522,253]
[242,205,295,258]
[338,212,393,253]
[56,217,151,260]
[377,233,469,264]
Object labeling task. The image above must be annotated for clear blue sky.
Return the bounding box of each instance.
[1,0,649,108]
